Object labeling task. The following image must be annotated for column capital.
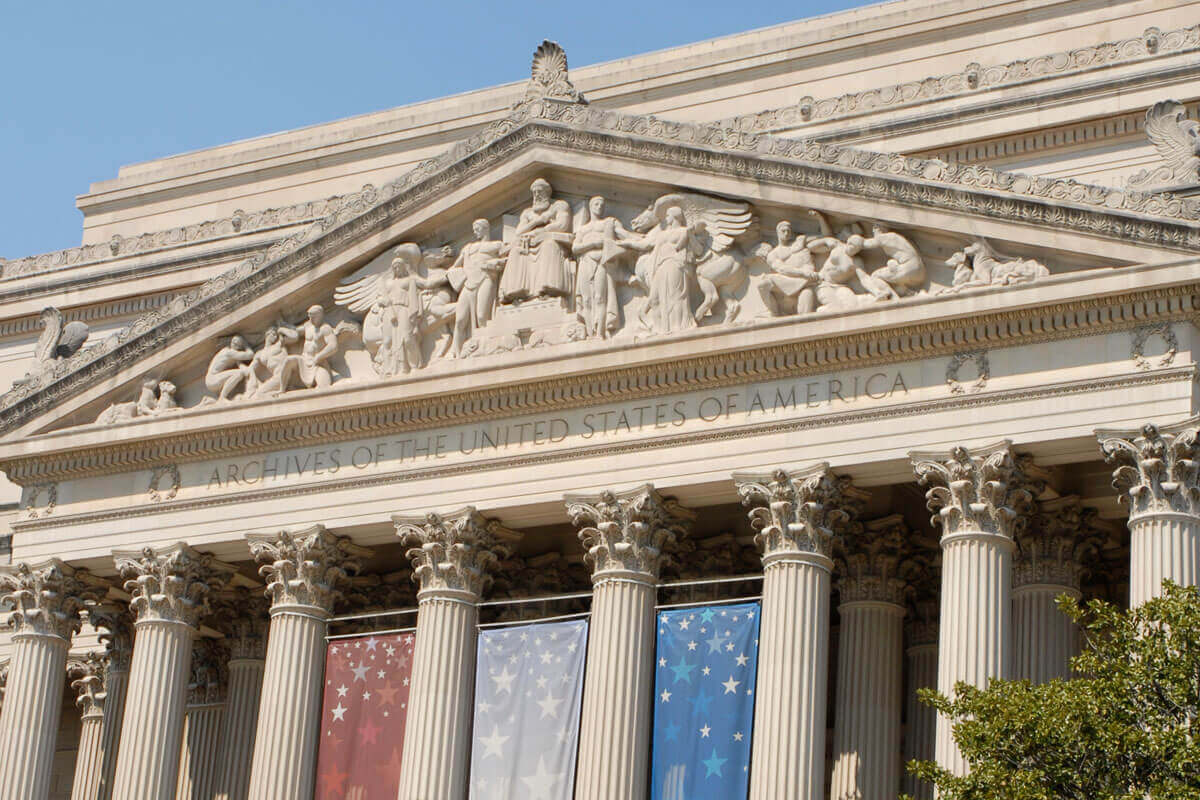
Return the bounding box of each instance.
[911,441,1043,542]
[214,588,270,660]
[395,506,518,600]
[114,543,237,628]
[734,463,867,566]
[88,602,135,673]
[186,639,226,706]
[1098,419,1200,520]
[0,558,105,641]
[566,484,693,582]
[248,525,371,614]
[1016,496,1107,589]
[837,514,911,606]
[68,652,107,720]
[907,599,940,648]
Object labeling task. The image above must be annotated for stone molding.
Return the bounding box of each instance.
[0,558,104,639]
[69,651,107,719]
[1099,418,1200,520]
[1016,496,1105,589]
[565,484,693,581]
[114,542,237,627]
[247,524,370,613]
[719,24,1199,135]
[734,463,868,564]
[837,514,911,605]
[394,506,519,599]
[3,91,1200,438]
[911,441,1043,541]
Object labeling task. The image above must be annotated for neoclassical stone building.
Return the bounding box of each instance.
[2,1,1200,798]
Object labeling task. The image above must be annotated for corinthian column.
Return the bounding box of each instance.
[110,544,237,800]
[567,485,692,800]
[0,559,103,800]
[394,508,518,800]
[830,515,909,800]
[912,441,1039,776]
[735,465,866,800]
[245,526,370,800]
[215,590,268,800]
[69,653,108,800]
[89,605,134,800]
[902,599,939,800]
[1099,419,1200,606]
[176,639,226,800]
[1014,497,1103,683]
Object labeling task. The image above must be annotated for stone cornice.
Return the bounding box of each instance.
[1,274,1197,485]
[718,24,1199,136]
[3,98,1200,440]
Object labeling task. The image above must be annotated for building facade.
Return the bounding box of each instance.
[2,1,1200,798]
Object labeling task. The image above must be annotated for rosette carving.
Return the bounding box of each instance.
[565,485,694,581]
[69,652,107,718]
[114,543,237,627]
[89,603,135,673]
[0,559,104,640]
[1016,496,1107,589]
[394,507,519,599]
[1099,420,1200,520]
[837,514,912,605]
[911,441,1042,541]
[248,525,371,613]
[734,464,867,564]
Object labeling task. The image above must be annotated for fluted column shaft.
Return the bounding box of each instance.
[112,618,196,800]
[902,642,938,800]
[176,703,225,800]
[935,532,1012,773]
[215,658,264,800]
[1013,583,1080,683]
[97,666,129,800]
[829,600,905,800]
[574,573,657,800]
[72,702,105,800]
[0,631,70,800]
[245,605,328,800]
[1129,513,1200,606]
[397,593,479,800]
[750,553,831,800]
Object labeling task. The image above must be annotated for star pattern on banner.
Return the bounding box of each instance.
[315,632,415,800]
[650,601,761,800]
[469,619,588,800]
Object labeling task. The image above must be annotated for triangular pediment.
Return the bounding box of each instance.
[3,90,1200,452]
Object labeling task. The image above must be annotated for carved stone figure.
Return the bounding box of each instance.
[447,220,507,356]
[943,239,1050,292]
[498,178,574,304]
[96,377,179,424]
[244,323,300,399]
[14,307,89,387]
[755,220,820,317]
[1128,99,1200,189]
[573,196,636,339]
[204,335,254,401]
[335,245,425,375]
[296,305,339,390]
[806,212,870,312]
[858,223,926,300]
[631,192,756,324]
[629,205,704,334]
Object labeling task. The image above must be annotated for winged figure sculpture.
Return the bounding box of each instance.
[1128,100,1200,188]
[14,307,89,386]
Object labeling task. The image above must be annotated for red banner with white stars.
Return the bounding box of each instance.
[315,632,415,800]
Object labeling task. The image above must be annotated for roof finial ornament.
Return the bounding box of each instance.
[523,40,586,105]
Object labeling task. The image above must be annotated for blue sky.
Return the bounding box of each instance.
[1,1,865,259]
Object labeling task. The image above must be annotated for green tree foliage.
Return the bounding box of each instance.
[905,582,1200,800]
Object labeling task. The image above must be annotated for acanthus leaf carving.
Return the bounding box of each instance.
[69,651,107,719]
[836,514,913,605]
[88,602,135,674]
[911,441,1043,541]
[114,543,237,627]
[247,525,371,614]
[565,484,693,581]
[213,588,270,660]
[0,558,106,640]
[1099,420,1200,519]
[1016,496,1108,589]
[394,507,519,599]
[523,40,586,105]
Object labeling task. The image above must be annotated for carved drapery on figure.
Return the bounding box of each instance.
[394,507,519,599]
[733,464,868,563]
[499,178,575,304]
[0,559,104,639]
[912,442,1043,540]
[565,484,694,581]
[247,525,369,613]
[114,543,237,626]
[1100,421,1200,519]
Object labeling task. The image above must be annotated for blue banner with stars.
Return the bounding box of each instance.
[650,601,760,800]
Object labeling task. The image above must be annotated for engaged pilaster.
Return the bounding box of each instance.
[214,590,268,800]
[735,465,866,800]
[0,559,103,800]
[68,652,108,800]
[830,515,909,800]
[568,485,692,800]
[1099,419,1200,605]
[176,638,226,800]
[912,441,1039,777]
[394,508,517,800]
[1014,497,1103,683]
[245,525,369,800]
[110,543,236,800]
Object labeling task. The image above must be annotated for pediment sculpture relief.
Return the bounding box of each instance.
[85,180,1055,426]
[13,308,88,389]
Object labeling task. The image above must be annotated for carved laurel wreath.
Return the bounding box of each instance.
[148,463,181,503]
[25,482,57,519]
[1131,323,1178,370]
[946,350,990,394]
